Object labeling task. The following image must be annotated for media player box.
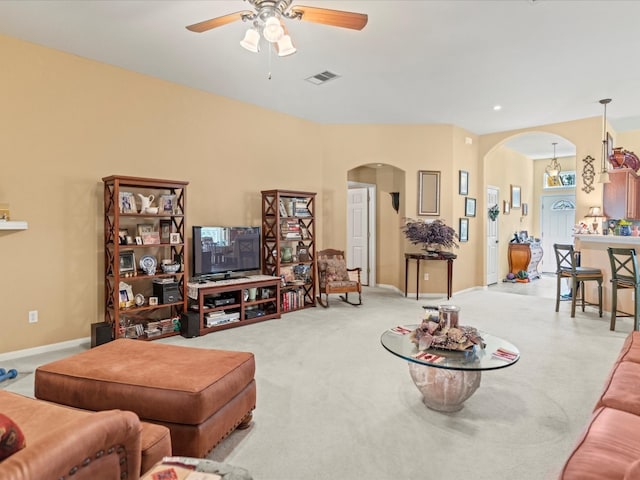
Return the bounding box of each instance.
[91,322,113,348]
[180,312,200,338]
[152,280,181,304]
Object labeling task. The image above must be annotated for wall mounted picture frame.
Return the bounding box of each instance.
[464,197,476,217]
[522,203,529,216]
[459,170,469,195]
[504,200,510,214]
[418,170,440,216]
[459,218,469,242]
[511,185,521,209]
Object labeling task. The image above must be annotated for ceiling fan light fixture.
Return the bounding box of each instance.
[276,35,296,56]
[240,28,260,52]
[263,16,284,43]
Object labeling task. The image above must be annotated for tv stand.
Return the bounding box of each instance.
[187,275,281,336]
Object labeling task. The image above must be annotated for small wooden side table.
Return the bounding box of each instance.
[404,252,457,300]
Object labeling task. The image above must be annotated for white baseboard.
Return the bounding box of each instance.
[0,337,91,362]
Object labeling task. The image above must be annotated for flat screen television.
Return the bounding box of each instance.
[192,226,261,280]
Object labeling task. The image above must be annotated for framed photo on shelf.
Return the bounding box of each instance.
[160,194,176,214]
[169,233,181,244]
[118,229,129,245]
[418,170,440,216]
[135,236,143,245]
[160,219,171,243]
[459,170,469,195]
[464,197,476,217]
[459,218,469,242]
[119,192,136,214]
[511,185,521,209]
[137,224,154,237]
[142,232,161,245]
[504,200,510,214]
[119,250,136,274]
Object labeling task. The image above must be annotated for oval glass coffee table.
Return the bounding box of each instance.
[381,325,520,412]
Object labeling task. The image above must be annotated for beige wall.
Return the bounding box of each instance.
[0,34,323,353]
[2,34,639,354]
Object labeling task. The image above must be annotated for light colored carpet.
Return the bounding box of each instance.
[1,276,633,480]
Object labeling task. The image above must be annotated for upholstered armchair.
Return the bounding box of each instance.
[316,249,362,307]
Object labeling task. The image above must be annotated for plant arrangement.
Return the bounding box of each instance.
[488,204,500,221]
[402,218,459,251]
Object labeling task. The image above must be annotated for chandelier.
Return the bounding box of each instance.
[545,142,562,178]
[239,1,299,56]
[598,98,612,184]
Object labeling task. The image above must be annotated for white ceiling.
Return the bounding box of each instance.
[0,0,638,159]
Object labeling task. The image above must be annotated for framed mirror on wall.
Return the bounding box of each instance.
[418,170,440,216]
[511,185,521,209]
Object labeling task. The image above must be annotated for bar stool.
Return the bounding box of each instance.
[607,247,640,331]
[553,243,603,318]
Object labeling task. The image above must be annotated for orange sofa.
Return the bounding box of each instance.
[0,390,171,480]
[559,331,640,479]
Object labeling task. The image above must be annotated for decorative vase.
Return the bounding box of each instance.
[620,225,631,236]
[609,147,640,171]
[633,226,640,237]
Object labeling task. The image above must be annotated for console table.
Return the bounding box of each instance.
[404,252,456,300]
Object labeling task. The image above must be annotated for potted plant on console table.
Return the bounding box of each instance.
[402,218,459,256]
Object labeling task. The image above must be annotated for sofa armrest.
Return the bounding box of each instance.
[0,409,142,480]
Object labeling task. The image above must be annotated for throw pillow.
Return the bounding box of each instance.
[323,257,349,282]
[0,413,26,461]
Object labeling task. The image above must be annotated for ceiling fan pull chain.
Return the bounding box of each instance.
[267,42,272,80]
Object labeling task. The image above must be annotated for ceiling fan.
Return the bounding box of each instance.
[186,0,368,57]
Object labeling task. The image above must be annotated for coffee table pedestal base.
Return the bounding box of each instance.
[408,363,481,412]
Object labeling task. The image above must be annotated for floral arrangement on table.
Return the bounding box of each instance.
[402,218,459,252]
[410,308,485,352]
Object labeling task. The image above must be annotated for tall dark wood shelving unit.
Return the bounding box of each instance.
[103,175,188,340]
[261,189,316,312]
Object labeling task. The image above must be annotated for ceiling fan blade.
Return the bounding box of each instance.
[186,11,250,33]
[290,5,368,30]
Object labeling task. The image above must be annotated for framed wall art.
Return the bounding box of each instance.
[459,170,469,195]
[511,185,521,209]
[522,203,529,216]
[504,200,510,214]
[459,218,469,242]
[418,170,440,216]
[465,197,476,217]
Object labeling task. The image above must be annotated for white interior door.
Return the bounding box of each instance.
[540,195,576,272]
[486,186,499,285]
[347,187,370,285]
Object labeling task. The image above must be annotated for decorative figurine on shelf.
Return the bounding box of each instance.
[137,194,155,213]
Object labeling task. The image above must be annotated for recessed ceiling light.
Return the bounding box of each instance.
[493,105,502,111]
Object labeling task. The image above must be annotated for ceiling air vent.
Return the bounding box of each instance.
[305,70,341,85]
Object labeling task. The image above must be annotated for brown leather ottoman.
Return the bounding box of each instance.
[34,339,256,458]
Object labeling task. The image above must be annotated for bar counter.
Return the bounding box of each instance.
[574,234,640,316]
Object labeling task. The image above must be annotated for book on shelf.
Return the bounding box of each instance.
[278,199,288,217]
[294,198,311,217]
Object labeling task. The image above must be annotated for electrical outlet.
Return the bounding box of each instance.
[424,273,429,281]
[28,310,38,323]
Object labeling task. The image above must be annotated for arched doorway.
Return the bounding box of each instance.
[485,132,576,282]
[347,164,406,288]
